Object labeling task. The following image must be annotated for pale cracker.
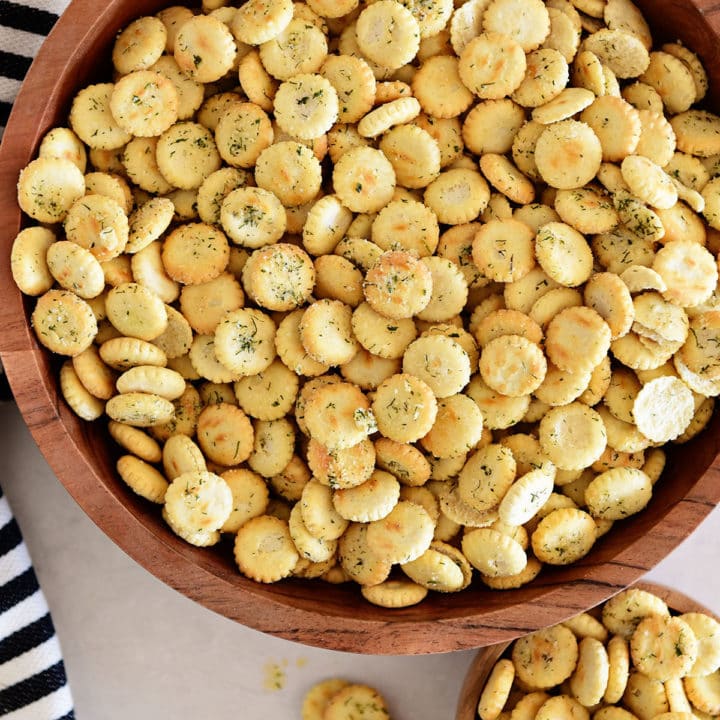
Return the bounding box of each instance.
[59,361,105,421]
[358,96,421,139]
[653,240,717,308]
[535,221,594,288]
[498,468,555,526]
[531,507,597,565]
[585,467,653,520]
[196,402,254,466]
[479,334,547,398]
[363,250,433,320]
[403,334,470,398]
[401,541,471,593]
[337,521,392,586]
[546,306,612,375]
[378,124,441,189]
[458,32,527,100]
[32,289,97,357]
[333,145,396,213]
[461,527,527,578]
[458,443,517,513]
[234,515,299,583]
[583,27,650,79]
[116,454,168,504]
[569,636,610,707]
[478,660,515,720]
[631,614,699,682]
[685,673,720,715]
[633,376,694,443]
[231,0,293,45]
[355,1,420,70]
[534,120,603,190]
[108,421,161,463]
[681,613,720,678]
[512,624,579,689]
[602,587,670,637]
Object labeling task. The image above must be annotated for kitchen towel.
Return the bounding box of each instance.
[1,1,75,717]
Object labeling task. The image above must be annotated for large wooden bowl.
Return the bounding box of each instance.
[456,582,720,720]
[1,0,720,655]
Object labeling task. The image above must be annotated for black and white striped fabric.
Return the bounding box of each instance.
[0,0,69,133]
[1,2,75,717]
[0,490,73,719]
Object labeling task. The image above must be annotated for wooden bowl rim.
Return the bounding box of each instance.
[2,0,720,655]
[455,581,720,720]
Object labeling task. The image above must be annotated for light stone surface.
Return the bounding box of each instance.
[0,400,717,719]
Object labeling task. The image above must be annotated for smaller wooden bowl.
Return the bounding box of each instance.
[455,582,720,720]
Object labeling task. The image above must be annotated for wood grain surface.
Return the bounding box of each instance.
[455,582,720,720]
[1,0,720,655]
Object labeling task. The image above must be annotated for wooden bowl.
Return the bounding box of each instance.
[1,0,720,655]
[456,582,720,720]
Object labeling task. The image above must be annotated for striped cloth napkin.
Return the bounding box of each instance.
[1,1,75,717]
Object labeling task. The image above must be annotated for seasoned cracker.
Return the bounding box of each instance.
[583,27,650,79]
[458,443,516,513]
[480,153,536,205]
[301,678,351,720]
[332,469,399,523]
[59,360,105,421]
[478,659,515,720]
[531,507,597,564]
[10,226,57,295]
[462,527,527,578]
[535,120,603,190]
[403,334,471,398]
[420,392,484,459]
[358,96,421,138]
[116,365,185,401]
[371,198,439,257]
[631,614,698,682]
[653,240,717,308]
[116,454,168,504]
[333,145,396,213]
[372,373,437,443]
[458,32,527,100]
[355,1,420,70]
[681,613,720,677]
[535,695,588,720]
[105,281,168,342]
[603,587,670,637]
[498,468,555,526]
[672,110,720,159]
[234,514,299,583]
[106,391,175,427]
[633,376,694,442]
[569,636,610,707]
[480,334,547,397]
[547,304,612,374]
[363,250,433,320]
[231,0,293,45]
[685,673,720,715]
[378,124,441,189]
[32,289,97,357]
[108,421,161,463]
[337,521,392,586]
[536,221,594,288]
[366,500,434,564]
[472,218,535,283]
[242,243,315,311]
[585,467,653,519]
[513,625,579,689]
